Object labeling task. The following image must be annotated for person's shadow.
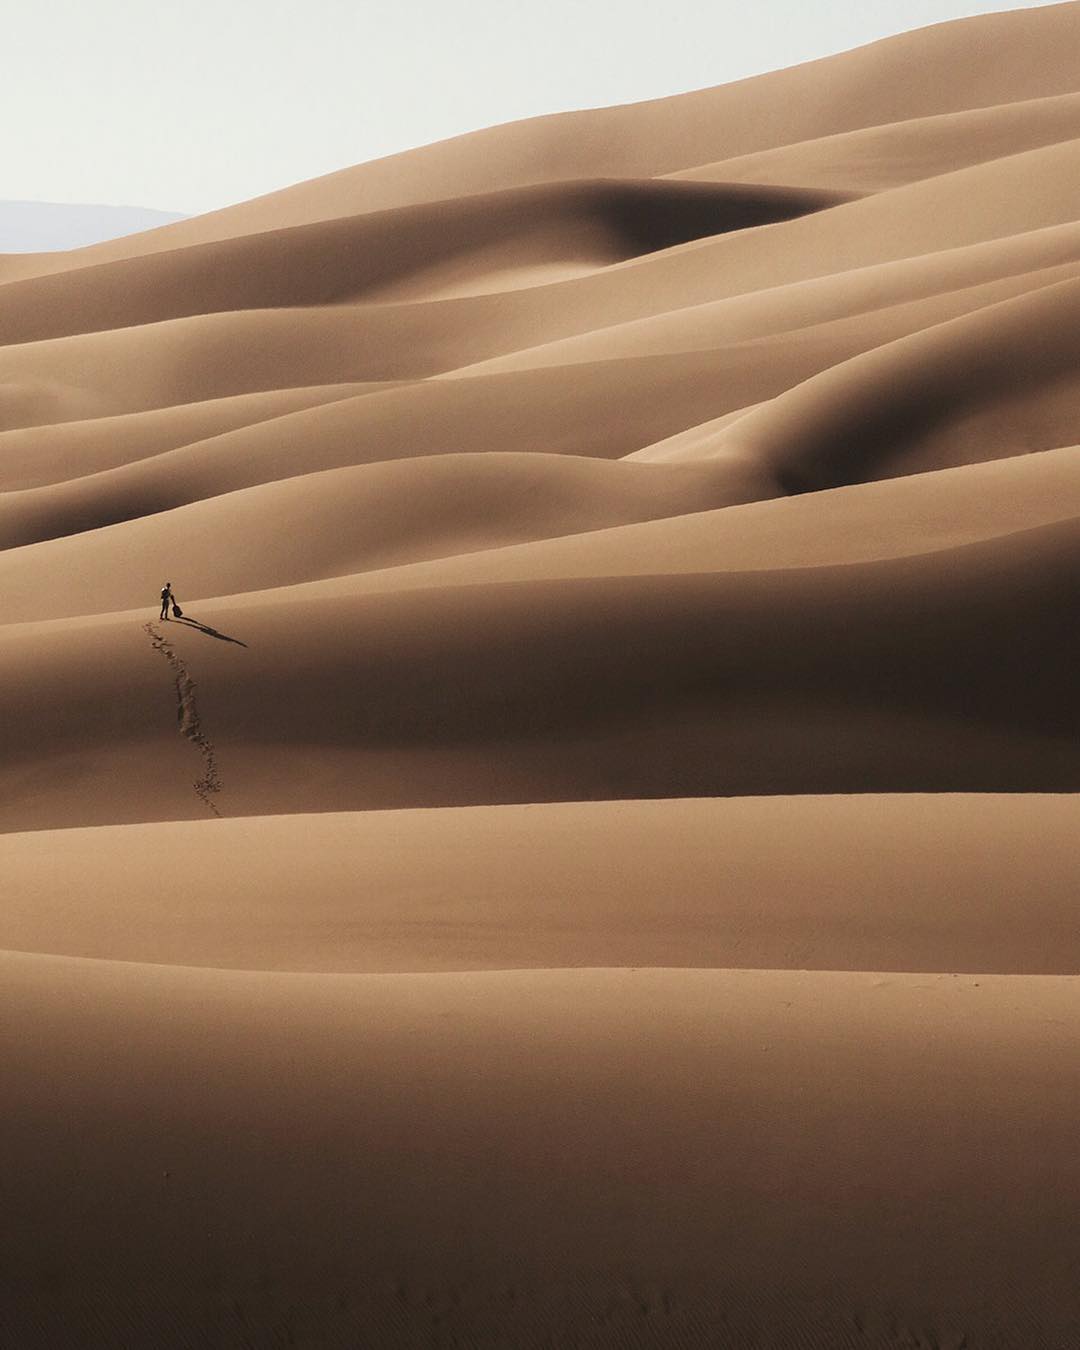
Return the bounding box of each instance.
[173,615,248,648]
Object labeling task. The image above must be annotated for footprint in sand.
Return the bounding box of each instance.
[144,621,224,816]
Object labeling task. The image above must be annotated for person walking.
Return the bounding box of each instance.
[160,581,174,621]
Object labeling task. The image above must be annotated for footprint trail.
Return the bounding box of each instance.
[144,621,224,816]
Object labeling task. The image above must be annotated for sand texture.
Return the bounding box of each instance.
[3,5,1080,1345]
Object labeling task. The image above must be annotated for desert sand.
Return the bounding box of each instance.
[3,4,1080,1346]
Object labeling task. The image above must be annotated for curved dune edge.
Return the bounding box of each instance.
[3,0,1078,280]
[6,266,1080,552]
[667,88,1080,191]
[1,795,1078,975]
[2,441,1079,624]
[702,274,1080,490]
[0,453,768,620]
[0,381,401,490]
[0,179,850,347]
[0,351,790,546]
[470,249,1080,382]
[2,517,1079,833]
[6,137,1080,432]
[5,437,1070,620]
[440,216,1080,388]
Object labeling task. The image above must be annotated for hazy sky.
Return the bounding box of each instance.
[2,0,1062,215]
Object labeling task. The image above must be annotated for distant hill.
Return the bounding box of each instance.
[0,200,186,253]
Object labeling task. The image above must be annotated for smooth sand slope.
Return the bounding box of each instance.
[0,454,771,618]
[0,180,848,346]
[3,796,1079,974]
[5,955,1078,1348]
[5,137,1080,432]
[2,0,1078,280]
[3,518,1079,832]
[3,5,1080,1346]
[0,382,392,491]
[669,88,1080,191]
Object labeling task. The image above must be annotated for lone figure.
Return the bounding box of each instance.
[160,581,174,621]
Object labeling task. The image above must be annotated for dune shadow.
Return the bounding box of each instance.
[173,615,248,648]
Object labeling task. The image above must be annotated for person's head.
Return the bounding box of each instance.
[165,581,171,588]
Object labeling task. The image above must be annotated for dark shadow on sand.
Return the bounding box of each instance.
[172,616,249,648]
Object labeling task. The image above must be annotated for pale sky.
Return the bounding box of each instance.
[1,0,1063,215]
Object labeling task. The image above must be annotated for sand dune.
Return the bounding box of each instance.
[710,274,1080,490]
[5,436,1079,624]
[461,249,1080,376]
[3,0,1077,283]
[2,795,1078,973]
[0,454,766,619]
[3,518,1078,834]
[5,954,1078,1347]
[670,88,1080,191]
[5,5,1080,1345]
[465,215,1080,381]
[5,137,1080,433]
[0,307,433,429]
[0,382,397,490]
[0,352,795,545]
[0,179,846,347]
[308,443,1080,595]
[7,269,1076,550]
